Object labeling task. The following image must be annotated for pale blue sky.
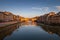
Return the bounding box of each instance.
[0,0,60,18]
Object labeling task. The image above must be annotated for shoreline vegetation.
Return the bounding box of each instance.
[36,23,60,27]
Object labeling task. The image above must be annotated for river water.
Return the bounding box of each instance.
[0,22,60,40]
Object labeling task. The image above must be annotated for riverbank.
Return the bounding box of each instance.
[36,23,60,27]
[0,21,20,27]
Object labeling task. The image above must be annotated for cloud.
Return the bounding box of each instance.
[32,7,49,13]
[56,6,60,10]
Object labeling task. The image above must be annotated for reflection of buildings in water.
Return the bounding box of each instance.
[0,24,19,40]
[31,22,37,26]
[20,21,37,26]
[38,25,60,37]
[48,31,54,34]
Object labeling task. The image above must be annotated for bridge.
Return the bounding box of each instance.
[20,17,37,22]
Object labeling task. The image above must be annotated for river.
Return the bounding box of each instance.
[0,22,60,40]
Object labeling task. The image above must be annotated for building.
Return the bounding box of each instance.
[36,12,60,25]
[46,12,56,24]
[0,11,20,22]
[0,12,5,22]
[47,14,60,25]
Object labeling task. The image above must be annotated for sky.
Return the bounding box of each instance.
[0,0,60,18]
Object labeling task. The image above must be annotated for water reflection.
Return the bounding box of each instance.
[0,22,60,40]
[37,23,60,40]
[39,24,60,37]
[0,23,20,40]
[20,21,37,26]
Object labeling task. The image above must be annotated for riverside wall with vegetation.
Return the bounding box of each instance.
[0,21,20,27]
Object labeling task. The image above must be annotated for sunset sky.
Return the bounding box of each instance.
[0,0,60,18]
